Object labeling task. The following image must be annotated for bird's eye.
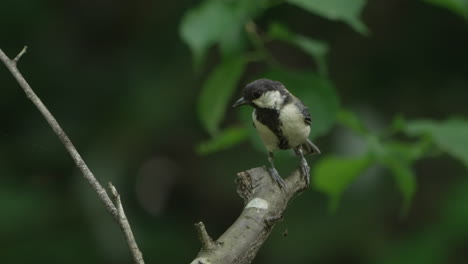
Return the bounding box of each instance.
[253,91,262,99]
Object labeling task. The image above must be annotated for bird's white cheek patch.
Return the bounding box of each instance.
[253,90,285,109]
[246,198,269,210]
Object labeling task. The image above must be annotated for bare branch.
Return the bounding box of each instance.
[191,166,308,264]
[109,182,145,264]
[0,47,144,264]
[0,47,118,218]
[13,46,28,64]
[195,222,217,251]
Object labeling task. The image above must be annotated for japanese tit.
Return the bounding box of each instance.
[233,78,320,188]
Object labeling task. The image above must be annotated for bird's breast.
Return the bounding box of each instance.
[252,110,281,152]
[278,103,310,148]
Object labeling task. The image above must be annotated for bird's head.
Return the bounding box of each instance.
[233,79,288,110]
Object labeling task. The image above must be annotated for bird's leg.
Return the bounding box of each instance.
[268,152,286,189]
[297,147,310,187]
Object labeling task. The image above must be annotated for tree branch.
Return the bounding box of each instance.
[191,166,308,264]
[109,182,145,263]
[195,221,217,251]
[0,47,145,264]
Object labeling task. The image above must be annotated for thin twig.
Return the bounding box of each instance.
[109,182,145,264]
[0,47,144,264]
[13,46,28,63]
[0,46,118,219]
[194,222,216,251]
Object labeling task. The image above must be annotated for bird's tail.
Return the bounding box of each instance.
[300,139,321,155]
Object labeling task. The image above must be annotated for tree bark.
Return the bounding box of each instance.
[191,167,307,264]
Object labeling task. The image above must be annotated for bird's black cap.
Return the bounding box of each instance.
[233,78,288,108]
[243,79,286,101]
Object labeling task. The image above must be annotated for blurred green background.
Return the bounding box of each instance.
[1,0,468,263]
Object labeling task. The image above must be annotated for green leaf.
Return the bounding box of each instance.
[180,0,269,67]
[285,0,369,34]
[180,0,240,67]
[264,68,340,138]
[219,0,268,57]
[313,155,373,211]
[423,0,468,20]
[388,162,416,215]
[268,23,329,75]
[405,119,468,167]
[219,23,246,57]
[197,56,246,136]
[196,126,249,155]
[336,109,368,135]
[368,138,419,212]
[377,144,417,214]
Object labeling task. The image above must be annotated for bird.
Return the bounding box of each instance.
[233,78,320,188]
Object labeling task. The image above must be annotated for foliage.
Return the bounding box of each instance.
[268,23,329,75]
[197,56,246,136]
[180,0,468,213]
[405,119,468,167]
[285,0,369,34]
[196,126,249,154]
[313,154,373,211]
[424,0,468,20]
[179,0,269,68]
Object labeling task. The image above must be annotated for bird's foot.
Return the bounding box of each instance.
[268,167,286,189]
[300,158,310,187]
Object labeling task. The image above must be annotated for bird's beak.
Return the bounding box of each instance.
[233,97,248,108]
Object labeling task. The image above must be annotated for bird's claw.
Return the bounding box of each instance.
[268,167,286,189]
[300,158,310,187]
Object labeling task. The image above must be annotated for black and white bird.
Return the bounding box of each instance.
[233,78,320,188]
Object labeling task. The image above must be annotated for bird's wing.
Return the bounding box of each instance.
[299,104,312,125]
[252,109,257,128]
[292,96,311,125]
[303,108,311,125]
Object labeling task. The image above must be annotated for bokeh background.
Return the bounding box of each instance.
[1,0,468,263]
